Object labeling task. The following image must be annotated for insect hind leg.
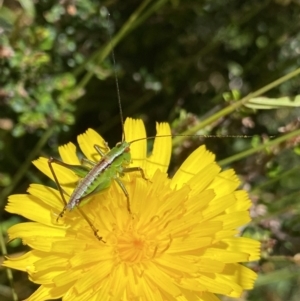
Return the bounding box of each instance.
[48,157,74,222]
[81,157,96,167]
[76,206,105,242]
[48,157,69,206]
[58,197,105,243]
[48,158,104,242]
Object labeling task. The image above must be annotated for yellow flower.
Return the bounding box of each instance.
[3,118,260,301]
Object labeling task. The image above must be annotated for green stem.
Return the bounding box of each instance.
[75,0,168,90]
[74,0,152,77]
[252,190,300,224]
[254,166,300,191]
[0,224,18,301]
[218,128,300,166]
[172,67,300,146]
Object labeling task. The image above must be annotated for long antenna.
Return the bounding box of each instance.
[107,11,125,142]
[128,134,259,145]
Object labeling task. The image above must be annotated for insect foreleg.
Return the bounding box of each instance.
[114,166,149,213]
[94,144,109,157]
[122,166,148,181]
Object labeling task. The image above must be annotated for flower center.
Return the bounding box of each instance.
[116,231,155,263]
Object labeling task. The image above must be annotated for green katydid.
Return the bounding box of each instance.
[47,136,148,241]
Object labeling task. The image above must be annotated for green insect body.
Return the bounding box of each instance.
[48,139,146,240]
[66,142,131,210]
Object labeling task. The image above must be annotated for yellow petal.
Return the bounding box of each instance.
[125,118,147,169]
[58,142,80,164]
[34,255,69,272]
[30,268,66,285]
[87,277,111,301]
[69,248,114,267]
[197,274,233,295]
[208,169,240,199]
[77,128,108,162]
[212,211,250,230]
[203,247,251,263]
[146,122,172,176]
[168,237,212,254]
[222,263,257,290]
[155,254,198,273]
[146,262,182,297]
[171,145,216,189]
[7,222,65,242]
[33,157,78,190]
[105,264,128,300]
[73,260,112,294]
[201,194,237,221]
[28,184,63,210]
[226,190,251,212]
[6,194,55,226]
[197,258,225,274]
[24,285,62,301]
[187,163,221,196]
[52,268,83,288]
[198,292,221,301]
[218,237,261,261]
[2,250,41,272]
[32,157,52,179]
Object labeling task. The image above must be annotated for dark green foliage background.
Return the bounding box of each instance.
[1,0,300,300]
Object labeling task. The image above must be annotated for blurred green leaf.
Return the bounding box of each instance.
[245,96,300,109]
[54,73,76,90]
[18,0,36,19]
[256,268,300,286]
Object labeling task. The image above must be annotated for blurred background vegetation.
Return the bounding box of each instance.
[1,0,300,300]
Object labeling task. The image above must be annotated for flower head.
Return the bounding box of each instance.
[3,118,260,301]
